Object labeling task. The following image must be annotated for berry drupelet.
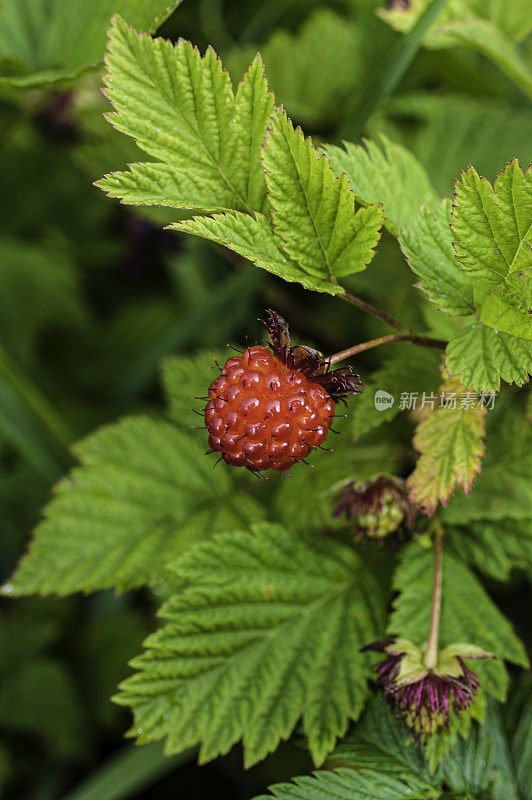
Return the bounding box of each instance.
[203,310,363,474]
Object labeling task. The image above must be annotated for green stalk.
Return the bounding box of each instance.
[424,520,444,669]
[339,0,450,141]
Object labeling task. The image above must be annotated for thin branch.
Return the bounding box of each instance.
[328,333,446,364]
[424,520,444,669]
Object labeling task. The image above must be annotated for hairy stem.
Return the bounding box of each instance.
[339,290,406,331]
[329,333,446,364]
[424,521,444,669]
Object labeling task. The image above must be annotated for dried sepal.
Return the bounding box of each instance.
[264,309,364,402]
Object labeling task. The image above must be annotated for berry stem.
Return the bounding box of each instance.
[424,520,444,669]
[339,290,406,331]
[328,333,446,364]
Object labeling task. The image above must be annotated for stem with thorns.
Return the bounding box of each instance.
[424,520,444,669]
[329,333,446,364]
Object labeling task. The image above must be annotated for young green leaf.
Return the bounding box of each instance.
[389,541,528,701]
[171,212,345,295]
[325,136,439,236]
[407,376,486,515]
[261,109,384,281]
[451,161,532,284]
[6,416,264,595]
[117,523,384,767]
[399,200,475,316]
[97,18,274,214]
[445,322,532,393]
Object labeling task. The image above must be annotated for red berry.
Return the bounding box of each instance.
[204,346,335,472]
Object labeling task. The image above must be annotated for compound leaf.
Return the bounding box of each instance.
[6,416,264,595]
[262,109,384,281]
[325,136,439,236]
[407,376,486,515]
[97,18,274,214]
[117,523,384,767]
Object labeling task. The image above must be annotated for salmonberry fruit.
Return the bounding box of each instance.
[203,310,363,474]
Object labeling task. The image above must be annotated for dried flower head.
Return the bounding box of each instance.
[363,639,494,738]
[332,475,416,539]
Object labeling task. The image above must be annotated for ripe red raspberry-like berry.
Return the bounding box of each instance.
[205,346,335,472]
[203,310,363,474]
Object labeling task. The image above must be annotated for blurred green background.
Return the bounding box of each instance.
[0,0,530,797]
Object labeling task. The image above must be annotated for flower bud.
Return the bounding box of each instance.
[332,475,415,540]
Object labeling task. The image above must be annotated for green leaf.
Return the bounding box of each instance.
[171,212,345,295]
[97,18,274,214]
[451,161,532,285]
[389,541,528,702]
[325,136,439,236]
[438,718,498,797]
[399,200,475,316]
[241,9,362,128]
[446,322,532,392]
[0,0,180,87]
[436,18,532,100]
[351,345,441,440]
[253,767,435,800]
[447,519,532,582]
[377,0,532,45]
[443,396,532,525]
[407,376,486,515]
[261,109,384,281]
[273,421,401,533]
[331,695,433,785]
[480,284,532,342]
[161,350,229,426]
[117,523,384,767]
[6,416,264,595]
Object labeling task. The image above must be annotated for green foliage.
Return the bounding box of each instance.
[253,767,434,800]
[0,0,180,87]
[443,396,532,524]
[389,540,528,702]
[173,212,346,295]
[447,520,532,582]
[399,200,475,316]
[379,0,532,97]
[97,17,274,214]
[407,375,486,515]
[452,161,532,285]
[117,523,384,766]
[261,110,384,281]
[325,135,439,236]
[7,416,264,595]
